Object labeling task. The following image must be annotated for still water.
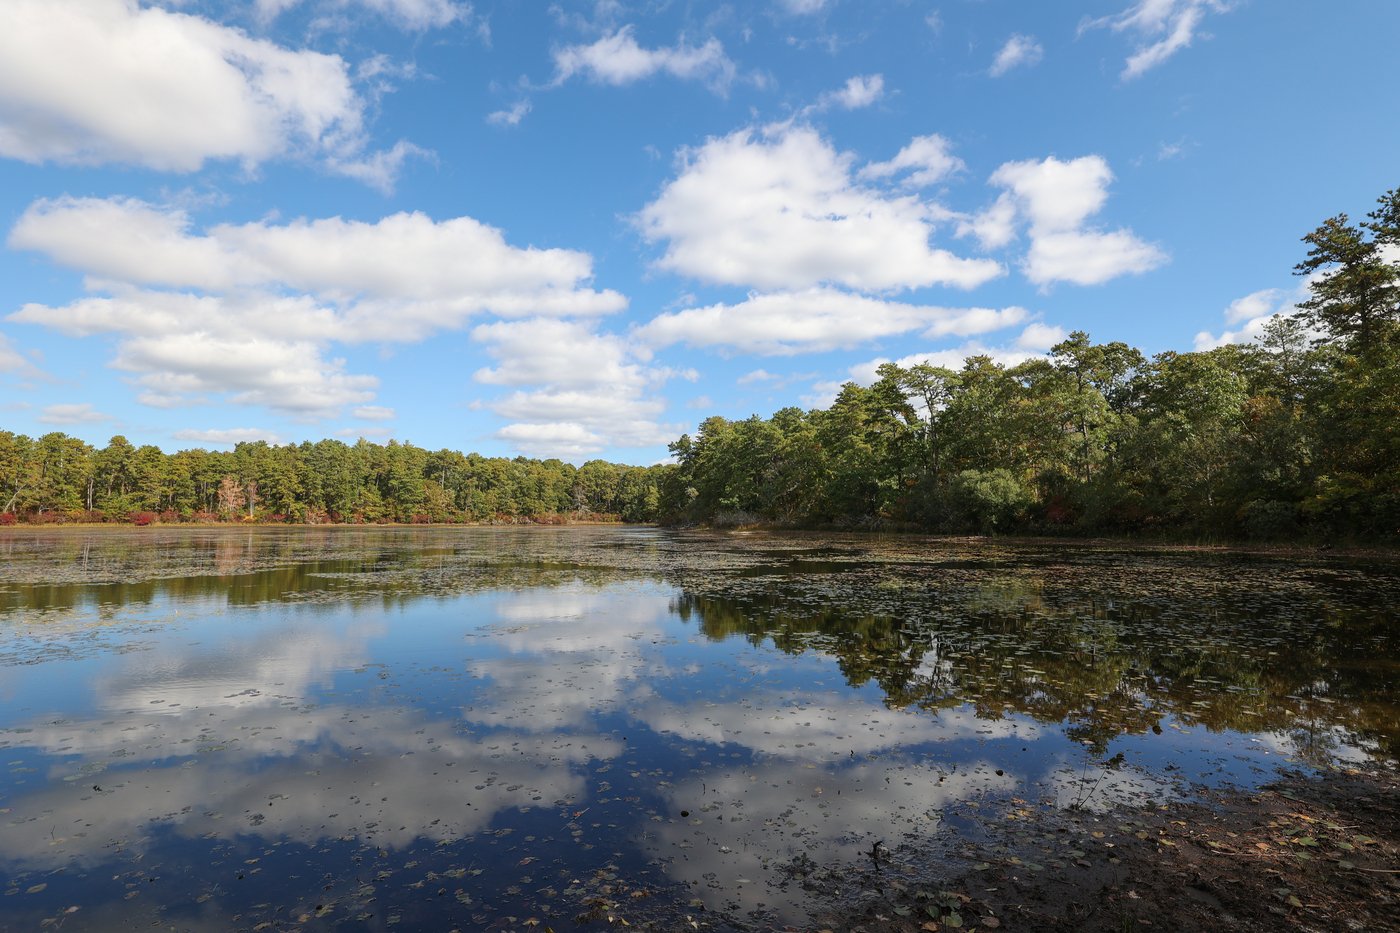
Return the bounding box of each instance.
[0,527,1396,930]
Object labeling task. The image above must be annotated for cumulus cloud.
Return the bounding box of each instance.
[38,402,111,425]
[1081,0,1230,80]
[637,125,1002,292]
[812,74,885,111]
[553,26,735,92]
[637,288,1028,356]
[980,156,1166,286]
[959,192,1019,250]
[173,427,282,445]
[10,198,623,334]
[8,197,624,418]
[473,319,682,457]
[859,134,964,188]
[352,405,396,421]
[990,34,1044,77]
[1193,286,1320,350]
[0,0,409,185]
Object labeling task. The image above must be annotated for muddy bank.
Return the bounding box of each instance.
[802,768,1399,933]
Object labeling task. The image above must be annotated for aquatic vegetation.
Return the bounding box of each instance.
[0,527,1395,928]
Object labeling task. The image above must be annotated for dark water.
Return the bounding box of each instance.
[0,527,1396,930]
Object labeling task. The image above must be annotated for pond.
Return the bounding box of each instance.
[0,526,1396,930]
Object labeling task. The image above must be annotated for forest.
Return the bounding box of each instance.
[0,436,665,526]
[2,189,1397,539]
[657,187,1400,540]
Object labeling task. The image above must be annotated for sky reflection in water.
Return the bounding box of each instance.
[0,527,1395,929]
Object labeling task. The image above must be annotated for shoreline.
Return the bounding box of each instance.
[803,765,1400,933]
[4,521,1397,561]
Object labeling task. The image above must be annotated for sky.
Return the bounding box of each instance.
[0,0,1396,463]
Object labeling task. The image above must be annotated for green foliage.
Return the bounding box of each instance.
[654,187,1400,541]
[0,434,667,526]
[3,189,1396,540]
[947,468,1033,533]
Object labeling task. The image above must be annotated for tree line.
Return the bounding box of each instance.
[657,188,1400,540]
[0,435,665,525]
[2,188,1396,538]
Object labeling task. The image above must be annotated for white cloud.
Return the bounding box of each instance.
[737,369,777,385]
[257,0,473,31]
[553,26,735,92]
[1081,0,1230,80]
[813,74,884,111]
[116,329,379,417]
[637,288,1027,356]
[352,405,396,420]
[473,319,643,389]
[38,402,111,425]
[9,292,371,419]
[986,156,1166,286]
[324,139,432,194]
[0,0,407,185]
[10,198,624,337]
[959,192,1019,250]
[990,34,1044,77]
[172,427,282,445]
[487,100,532,127]
[859,134,964,188]
[8,198,625,419]
[473,319,681,457]
[1023,229,1166,288]
[1193,285,1320,351]
[1223,288,1284,325]
[1016,321,1069,350]
[0,331,43,381]
[637,125,1002,292]
[992,156,1113,231]
[495,422,604,459]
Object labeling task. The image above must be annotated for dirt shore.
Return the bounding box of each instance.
[806,768,1400,933]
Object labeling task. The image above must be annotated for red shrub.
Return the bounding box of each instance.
[0,512,15,526]
[159,509,181,524]
[129,511,157,526]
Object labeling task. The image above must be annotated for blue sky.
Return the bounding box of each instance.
[1,0,1396,462]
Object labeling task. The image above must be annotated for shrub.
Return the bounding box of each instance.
[948,469,1033,534]
[129,511,157,526]
[159,509,180,524]
[0,512,15,526]
[711,509,762,528]
[1242,499,1299,540]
